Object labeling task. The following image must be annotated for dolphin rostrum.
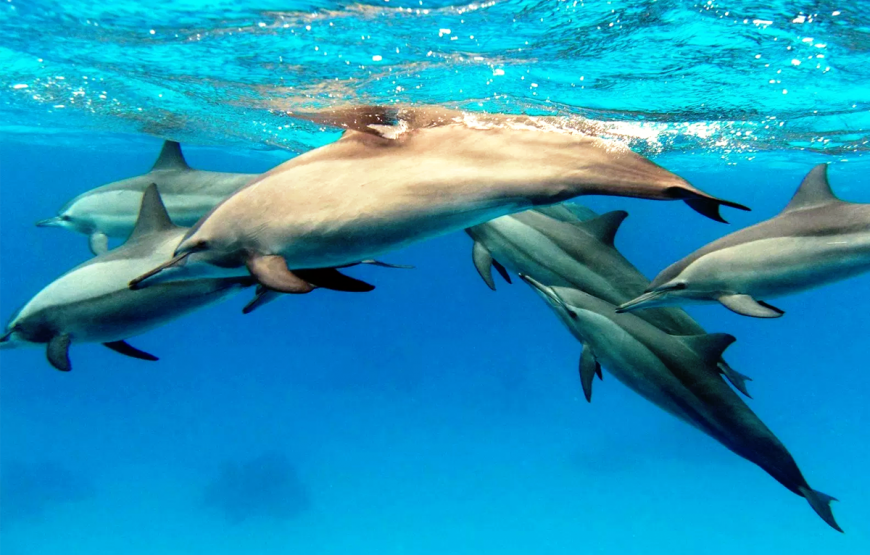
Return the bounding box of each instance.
[1,184,254,371]
[618,164,870,318]
[466,204,751,396]
[521,275,841,531]
[36,141,259,255]
[131,106,748,293]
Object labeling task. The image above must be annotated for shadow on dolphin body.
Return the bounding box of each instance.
[521,275,842,532]
[618,163,870,318]
[130,105,749,296]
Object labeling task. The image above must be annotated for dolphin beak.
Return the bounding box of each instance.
[0,330,14,347]
[36,216,64,227]
[519,274,564,305]
[616,290,667,313]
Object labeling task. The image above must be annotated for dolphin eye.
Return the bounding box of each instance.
[672,283,687,290]
[61,215,72,221]
[567,309,578,319]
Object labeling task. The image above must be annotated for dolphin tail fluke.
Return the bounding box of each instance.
[246,255,315,294]
[667,188,751,224]
[103,340,159,362]
[243,286,282,314]
[47,334,72,372]
[798,486,843,533]
[718,294,784,318]
[471,241,510,291]
[295,268,375,292]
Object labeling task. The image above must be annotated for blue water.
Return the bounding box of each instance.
[1,1,869,553]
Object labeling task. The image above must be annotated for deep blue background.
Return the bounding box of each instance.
[1,139,868,553]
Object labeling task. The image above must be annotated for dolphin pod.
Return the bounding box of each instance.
[36,140,259,255]
[618,164,870,317]
[521,276,841,532]
[5,107,857,531]
[465,204,751,396]
[128,105,747,293]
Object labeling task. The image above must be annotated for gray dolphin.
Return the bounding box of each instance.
[36,141,259,255]
[131,106,748,292]
[466,204,751,396]
[618,164,870,318]
[1,184,253,371]
[521,275,841,531]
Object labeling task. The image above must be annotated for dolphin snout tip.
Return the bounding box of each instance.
[36,216,63,228]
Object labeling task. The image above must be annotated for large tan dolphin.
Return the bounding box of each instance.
[521,275,841,532]
[36,141,259,255]
[131,106,748,292]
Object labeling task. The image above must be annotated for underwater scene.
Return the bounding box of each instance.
[1,1,869,553]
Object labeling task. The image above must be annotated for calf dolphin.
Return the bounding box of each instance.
[131,106,748,292]
[1,185,252,371]
[466,204,751,395]
[521,275,841,531]
[36,141,259,255]
[618,164,870,317]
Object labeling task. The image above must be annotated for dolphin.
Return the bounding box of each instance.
[465,204,751,396]
[131,106,748,292]
[521,275,841,531]
[618,164,870,318]
[1,184,255,371]
[36,141,259,255]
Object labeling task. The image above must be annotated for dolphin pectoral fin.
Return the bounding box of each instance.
[492,259,512,284]
[359,259,415,269]
[103,341,158,361]
[472,241,497,290]
[718,294,784,318]
[246,255,315,294]
[798,486,842,533]
[579,345,600,403]
[88,232,109,256]
[717,360,752,398]
[47,334,72,372]
[243,285,282,314]
[295,268,375,292]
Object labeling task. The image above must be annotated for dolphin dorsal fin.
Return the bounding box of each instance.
[780,164,841,214]
[677,333,736,365]
[127,184,176,242]
[575,210,629,247]
[151,140,190,171]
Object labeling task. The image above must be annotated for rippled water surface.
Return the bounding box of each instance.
[2,0,869,163]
